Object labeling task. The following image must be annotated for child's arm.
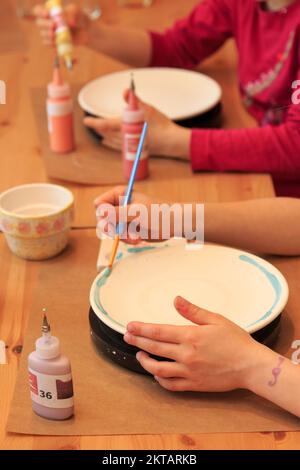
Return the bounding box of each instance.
[125,297,300,418]
[148,0,233,69]
[190,98,300,177]
[95,187,300,255]
[189,60,300,178]
[247,349,300,419]
[83,72,300,175]
[90,0,232,74]
[34,0,232,68]
[34,3,152,67]
[204,198,300,255]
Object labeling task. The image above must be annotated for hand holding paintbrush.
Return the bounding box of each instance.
[108,122,149,269]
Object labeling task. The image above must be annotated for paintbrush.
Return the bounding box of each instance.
[108,121,148,269]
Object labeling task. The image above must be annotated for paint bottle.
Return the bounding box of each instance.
[28,309,74,420]
[46,0,73,70]
[47,57,75,154]
[122,76,149,181]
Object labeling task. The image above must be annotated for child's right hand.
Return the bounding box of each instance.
[94,186,167,243]
[33,3,91,47]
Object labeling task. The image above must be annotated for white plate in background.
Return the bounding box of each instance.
[78,68,222,120]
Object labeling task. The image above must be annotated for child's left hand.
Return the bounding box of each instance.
[124,296,268,392]
[84,89,188,157]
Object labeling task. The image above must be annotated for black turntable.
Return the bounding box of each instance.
[89,306,281,375]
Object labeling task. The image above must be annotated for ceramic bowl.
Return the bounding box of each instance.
[90,240,289,335]
[0,183,74,260]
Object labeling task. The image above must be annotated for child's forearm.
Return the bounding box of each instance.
[161,126,191,159]
[245,345,300,418]
[86,21,152,67]
[202,198,300,255]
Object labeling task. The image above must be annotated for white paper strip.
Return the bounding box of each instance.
[97,237,115,272]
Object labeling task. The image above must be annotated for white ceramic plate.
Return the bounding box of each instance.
[90,241,289,335]
[78,68,222,120]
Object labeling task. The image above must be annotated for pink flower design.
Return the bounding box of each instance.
[53,217,65,231]
[1,219,13,232]
[18,222,31,234]
[35,222,50,235]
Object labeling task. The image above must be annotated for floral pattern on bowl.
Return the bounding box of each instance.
[1,208,73,239]
[5,230,70,260]
[0,183,74,261]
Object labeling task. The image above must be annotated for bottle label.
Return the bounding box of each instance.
[124,133,148,161]
[29,368,74,409]
[47,100,73,117]
[48,114,52,134]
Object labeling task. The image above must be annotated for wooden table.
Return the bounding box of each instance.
[1,0,299,450]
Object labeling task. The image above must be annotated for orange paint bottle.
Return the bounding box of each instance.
[47,58,75,154]
[122,76,149,181]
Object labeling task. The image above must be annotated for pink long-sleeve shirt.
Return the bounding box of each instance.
[150,0,300,196]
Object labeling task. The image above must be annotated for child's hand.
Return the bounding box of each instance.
[94,186,166,243]
[84,90,187,157]
[124,296,269,392]
[34,3,91,47]
[94,185,154,209]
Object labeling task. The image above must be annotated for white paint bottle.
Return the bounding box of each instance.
[28,309,74,420]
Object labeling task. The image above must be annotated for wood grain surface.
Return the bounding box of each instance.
[1,0,299,450]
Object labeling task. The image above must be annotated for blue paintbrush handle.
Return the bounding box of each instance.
[123,122,148,206]
[118,122,148,236]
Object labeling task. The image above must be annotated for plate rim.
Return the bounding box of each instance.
[78,67,222,121]
[90,243,289,336]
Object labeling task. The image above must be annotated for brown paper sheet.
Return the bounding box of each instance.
[6,230,300,435]
[30,86,192,186]
[1,1,27,54]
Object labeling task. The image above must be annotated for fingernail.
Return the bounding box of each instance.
[127,323,135,333]
[175,296,186,307]
[136,351,142,362]
[175,296,189,314]
[123,333,131,343]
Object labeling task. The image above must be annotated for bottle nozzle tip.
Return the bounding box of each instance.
[130,73,135,93]
[41,308,50,334]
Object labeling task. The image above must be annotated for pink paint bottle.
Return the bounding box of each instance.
[28,309,74,420]
[122,76,149,181]
[47,57,75,154]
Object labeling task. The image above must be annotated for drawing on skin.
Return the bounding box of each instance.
[268,357,285,387]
